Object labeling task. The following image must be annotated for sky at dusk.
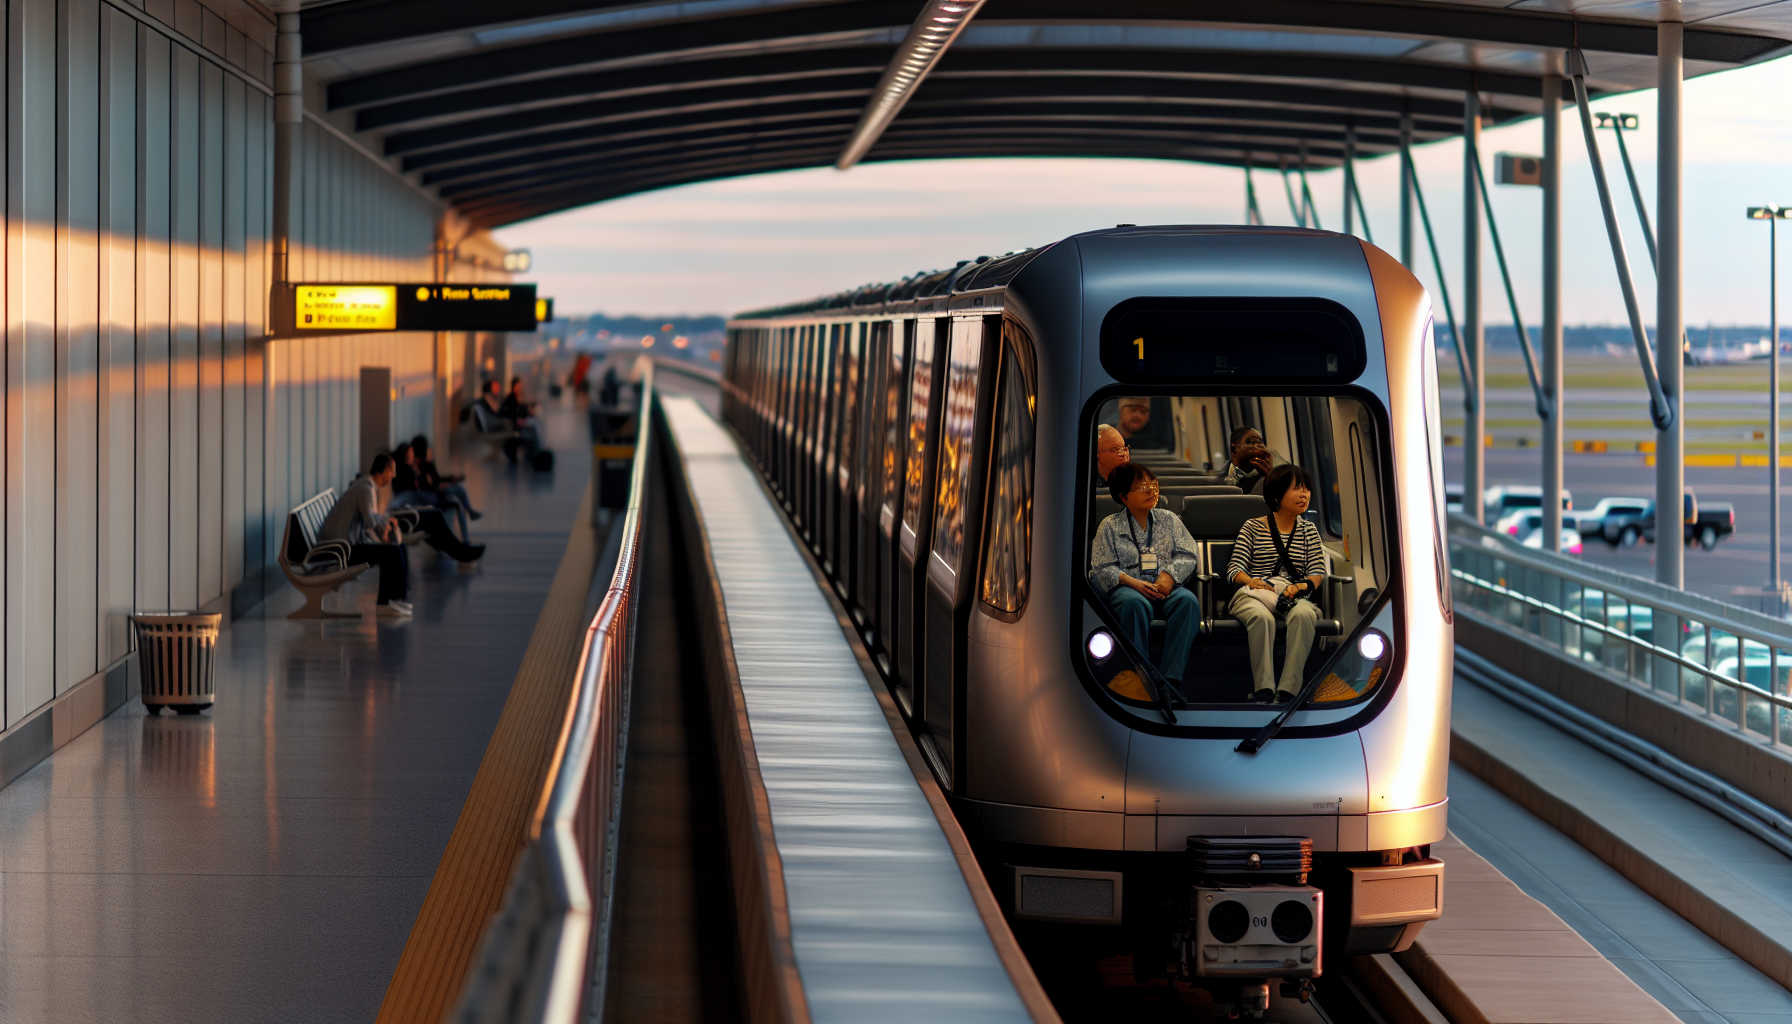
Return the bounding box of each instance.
[494,53,1792,326]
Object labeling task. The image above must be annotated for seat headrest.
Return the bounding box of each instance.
[1180,495,1269,537]
[1181,485,1242,497]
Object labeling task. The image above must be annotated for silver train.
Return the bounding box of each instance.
[720,227,1449,1009]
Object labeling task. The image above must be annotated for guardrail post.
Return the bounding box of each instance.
[1542,71,1565,557]
[1463,91,1485,523]
[1657,19,1686,589]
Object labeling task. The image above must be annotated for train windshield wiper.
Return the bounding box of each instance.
[1236,669,1325,754]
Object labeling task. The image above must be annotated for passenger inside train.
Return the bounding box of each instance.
[1086,394,1392,707]
[1087,464,1202,698]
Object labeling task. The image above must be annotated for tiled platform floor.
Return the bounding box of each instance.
[0,404,596,1023]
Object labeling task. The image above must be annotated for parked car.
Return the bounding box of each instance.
[1483,485,1572,524]
[1506,511,1582,555]
[1572,496,1652,547]
[1639,491,1735,550]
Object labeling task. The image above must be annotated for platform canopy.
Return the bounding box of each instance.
[299,0,1792,226]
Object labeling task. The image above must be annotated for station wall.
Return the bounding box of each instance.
[2,0,454,728]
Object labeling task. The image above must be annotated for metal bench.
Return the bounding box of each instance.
[278,489,367,619]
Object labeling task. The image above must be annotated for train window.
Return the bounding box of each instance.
[1085,392,1392,707]
[879,323,908,526]
[836,324,861,493]
[1099,298,1366,386]
[900,323,937,538]
[931,319,987,575]
[980,320,1037,616]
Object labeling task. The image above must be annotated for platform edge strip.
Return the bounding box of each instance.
[376,479,605,1024]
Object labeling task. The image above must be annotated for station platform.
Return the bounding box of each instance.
[0,406,596,1023]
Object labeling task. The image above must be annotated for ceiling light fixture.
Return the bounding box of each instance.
[836,0,987,170]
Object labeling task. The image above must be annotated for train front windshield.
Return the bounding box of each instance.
[1084,393,1395,708]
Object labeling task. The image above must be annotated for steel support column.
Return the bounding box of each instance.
[1400,110,1415,267]
[1542,73,1564,552]
[1658,19,1685,587]
[272,10,301,286]
[1464,92,1485,523]
[1772,212,1782,594]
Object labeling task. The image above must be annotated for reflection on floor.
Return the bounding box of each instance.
[0,405,594,1024]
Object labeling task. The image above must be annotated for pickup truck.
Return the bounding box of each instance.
[1640,496,1736,550]
[1572,497,1651,547]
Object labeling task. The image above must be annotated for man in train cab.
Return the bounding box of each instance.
[1094,424,1131,488]
[1227,464,1327,703]
[1088,464,1201,694]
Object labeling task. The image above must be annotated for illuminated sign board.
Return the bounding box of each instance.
[284,282,540,335]
[296,285,397,331]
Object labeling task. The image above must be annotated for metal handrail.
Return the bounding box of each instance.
[1448,513,1792,746]
[452,366,654,1024]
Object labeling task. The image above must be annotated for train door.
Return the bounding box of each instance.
[921,316,999,789]
[779,326,797,500]
[799,326,820,538]
[873,322,910,678]
[855,322,891,645]
[894,319,944,718]
[832,324,864,596]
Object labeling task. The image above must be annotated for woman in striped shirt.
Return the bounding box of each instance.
[1226,464,1328,703]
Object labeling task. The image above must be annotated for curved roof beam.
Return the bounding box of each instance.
[837,0,987,169]
[416,101,1456,189]
[353,42,1552,138]
[318,0,1787,111]
[443,125,1356,209]
[458,135,1352,225]
[383,61,1526,162]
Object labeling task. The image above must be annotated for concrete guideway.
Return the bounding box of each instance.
[659,393,1048,1023]
[1454,673,1792,1005]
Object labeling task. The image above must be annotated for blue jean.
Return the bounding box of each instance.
[1109,585,1201,684]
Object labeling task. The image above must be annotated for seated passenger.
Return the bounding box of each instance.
[1221,426,1278,493]
[1226,464,1327,703]
[1088,464,1201,695]
[319,454,414,617]
[1094,424,1130,489]
[1115,396,1169,450]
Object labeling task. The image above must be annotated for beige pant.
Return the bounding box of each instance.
[1229,589,1320,695]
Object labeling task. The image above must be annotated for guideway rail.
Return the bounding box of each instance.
[452,370,654,1023]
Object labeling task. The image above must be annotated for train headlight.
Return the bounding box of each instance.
[1358,630,1388,662]
[1087,630,1115,661]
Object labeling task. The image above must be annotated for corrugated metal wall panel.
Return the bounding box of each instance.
[0,2,473,728]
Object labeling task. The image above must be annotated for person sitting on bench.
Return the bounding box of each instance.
[1227,464,1326,704]
[1088,464,1201,697]
[319,454,414,617]
[499,378,545,463]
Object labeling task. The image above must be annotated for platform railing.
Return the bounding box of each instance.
[452,368,653,1024]
[1448,513,1792,747]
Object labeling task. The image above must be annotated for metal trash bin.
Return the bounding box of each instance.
[132,613,222,715]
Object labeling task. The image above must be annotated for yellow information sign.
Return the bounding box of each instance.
[295,285,397,331]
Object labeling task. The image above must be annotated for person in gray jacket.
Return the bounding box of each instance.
[319,454,413,616]
[1087,463,1201,693]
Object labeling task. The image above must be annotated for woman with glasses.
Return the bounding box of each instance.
[1088,463,1201,694]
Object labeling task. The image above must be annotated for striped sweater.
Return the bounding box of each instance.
[1227,515,1327,583]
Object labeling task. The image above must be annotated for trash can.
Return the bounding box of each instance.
[132,612,222,715]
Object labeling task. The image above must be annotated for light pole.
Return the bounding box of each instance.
[1751,205,1791,605]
